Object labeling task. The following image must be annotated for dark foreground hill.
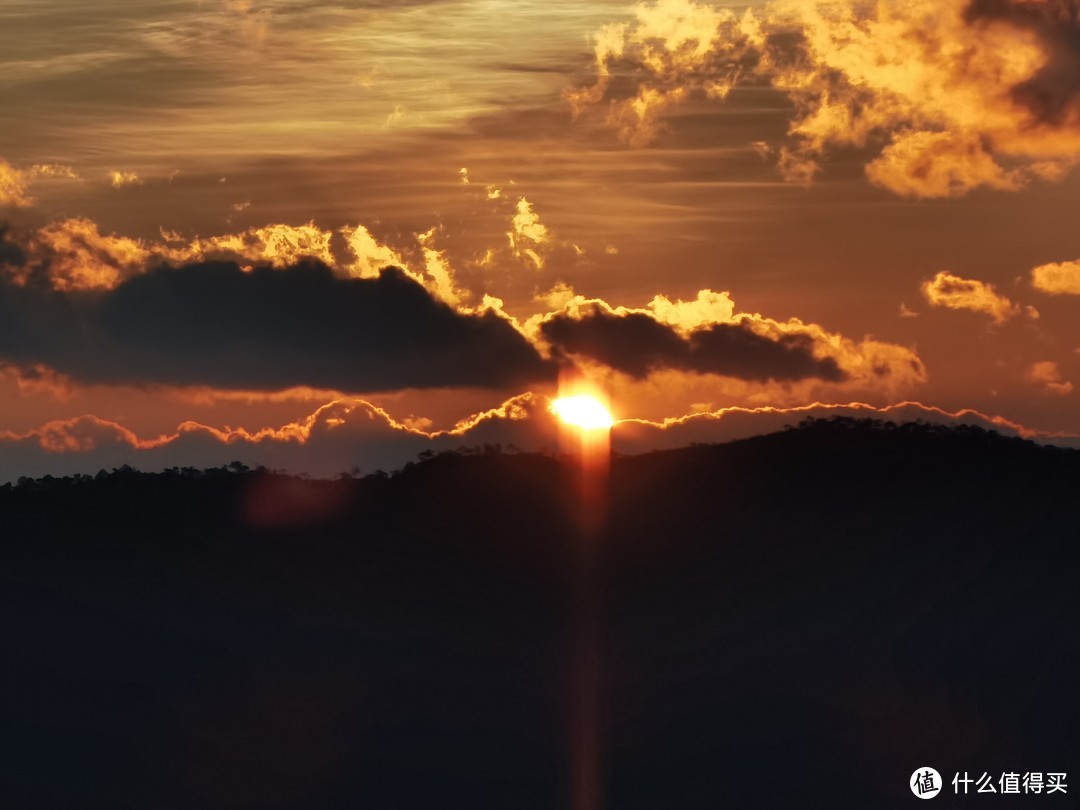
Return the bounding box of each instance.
[2,418,1078,809]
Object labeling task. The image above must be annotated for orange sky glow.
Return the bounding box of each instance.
[2,0,1080,479]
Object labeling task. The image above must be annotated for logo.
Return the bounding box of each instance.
[911,767,942,799]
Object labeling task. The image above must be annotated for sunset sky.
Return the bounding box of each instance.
[3,0,1080,480]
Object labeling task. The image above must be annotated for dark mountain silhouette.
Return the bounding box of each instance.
[2,418,1078,809]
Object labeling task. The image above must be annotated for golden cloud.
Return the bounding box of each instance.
[0,159,81,208]
[170,221,336,268]
[29,164,80,181]
[0,160,34,208]
[571,0,1080,197]
[7,218,152,292]
[921,271,1021,323]
[342,223,408,280]
[417,226,465,306]
[508,197,551,269]
[1032,259,1080,295]
[1,215,472,307]
[108,170,142,189]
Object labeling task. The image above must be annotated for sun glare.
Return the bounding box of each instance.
[552,395,614,431]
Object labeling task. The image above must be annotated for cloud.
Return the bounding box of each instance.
[1026,360,1074,395]
[0,225,27,268]
[0,197,928,422]
[0,159,81,208]
[416,226,465,306]
[507,197,550,269]
[533,290,925,389]
[108,170,142,189]
[0,393,561,482]
[0,261,555,393]
[342,223,408,279]
[2,394,1072,484]
[0,160,34,207]
[1032,258,1080,294]
[921,271,1021,323]
[29,164,80,181]
[3,217,471,307]
[541,304,845,382]
[4,218,151,292]
[570,0,1080,197]
[171,221,337,269]
[611,399,1080,455]
[864,130,1024,199]
[0,414,164,454]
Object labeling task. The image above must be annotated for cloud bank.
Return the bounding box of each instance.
[1,212,928,399]
[570,0,1080,197]
[540,304,846,382]
[532,290,926,390]
[1,394,1073,484]
[0,260,554,392]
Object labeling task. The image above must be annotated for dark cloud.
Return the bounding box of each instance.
[0,260,555,392]
[541,310,685,378]
[0,225,26,268]
[540,305,846,383]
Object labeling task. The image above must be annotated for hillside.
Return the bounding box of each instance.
[2,418,1078,809]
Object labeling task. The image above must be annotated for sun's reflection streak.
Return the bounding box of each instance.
[553,380,613,810]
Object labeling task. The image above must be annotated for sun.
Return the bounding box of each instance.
[551,395,614,431]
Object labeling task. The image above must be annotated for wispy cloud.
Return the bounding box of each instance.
[0,159,79,208]
[108,170,142,189]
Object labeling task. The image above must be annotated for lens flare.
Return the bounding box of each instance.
[552,395,614,431]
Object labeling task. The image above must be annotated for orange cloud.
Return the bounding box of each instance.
[571,0,1080,197]
[7,218,152,292]
[171,221,336,268]
[0,414,170,453]
[108,170,142,189]
[1026,361,1074,396]
[4,394,1075,486]
[341,224,408,279]
[416,226,465,306]
[2,215,467,305]
[1031,259,1080,295]
[0,159,81,208]
[921,271,1021,323]
[1,363,76,400]
[0,393,546,461]
[508,197,550,269]
[0,159,34,207]
[864,130,1023,199]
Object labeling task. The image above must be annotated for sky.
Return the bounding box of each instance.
[3,0,1080,480]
